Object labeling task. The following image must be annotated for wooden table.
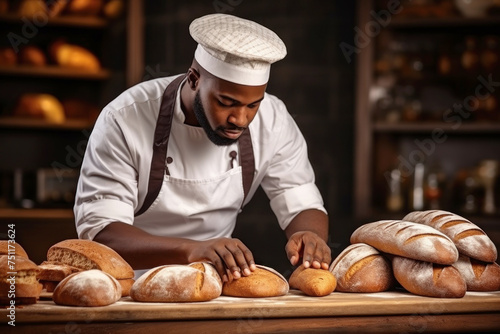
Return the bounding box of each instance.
[2,290,500,333]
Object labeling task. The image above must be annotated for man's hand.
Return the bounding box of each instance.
[285,231,331,270]
[186,238,256,282]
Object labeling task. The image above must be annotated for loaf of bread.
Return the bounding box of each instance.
[392,256,466,298]
[0,240,29,258]
[289,264,336,296]
[222,265,289,298]
[37,261,82,292]
[350,220,459,265]
[47,239,134,280]
[14,93,66,124]
[49,39,101,71]
[53,269,122,307]
[0,255,42,305]
[131,262,222,302]
[452,254,500,291]
[402,210,497,262]
[329,243,394,293]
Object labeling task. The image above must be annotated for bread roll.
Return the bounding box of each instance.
[47,239,134,280]
[403,210,497,262]
[53,269,122,307]
[329,243,394,292]
[350,220,459,265]
[392,256,466,298]
[0,255,42,305]
[130,262,222,302]
[289,264,336,296]
[452,254,500,291]
[19,46,47,66]
[0,240,29,258]
[222,265,289,297]
[14,93,66,124]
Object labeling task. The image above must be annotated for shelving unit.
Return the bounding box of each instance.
[0,1,137,214]
[354,0,500,248]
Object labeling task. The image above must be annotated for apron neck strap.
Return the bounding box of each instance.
[136,75,255,216]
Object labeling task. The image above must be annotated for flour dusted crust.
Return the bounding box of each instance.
[222,265,289,297]
[47,239,134,279]
[289,264,336,296]
[53,269,122,307]
[350,220,459,265]
[403,210,497,262]
[452,255,500,291]
[392,256,466,298]
[329,243,394,292]
[130,262,222,302]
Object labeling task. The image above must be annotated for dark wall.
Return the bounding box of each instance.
[143,0,357,276]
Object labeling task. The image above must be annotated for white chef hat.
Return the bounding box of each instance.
[189,14,287,86]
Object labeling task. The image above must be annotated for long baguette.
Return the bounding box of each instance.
[392,256,466,298]
[452,254,500,291]
[329,243,394,292]
[403,210,497,262]
[350,220,458,265]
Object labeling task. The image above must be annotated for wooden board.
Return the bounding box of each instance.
[3,290,500,324]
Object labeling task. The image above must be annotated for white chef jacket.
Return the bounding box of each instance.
[74,74,326,241]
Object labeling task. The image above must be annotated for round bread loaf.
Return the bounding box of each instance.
[392,256,466,298]
[403,210,497,262]
[350,220,459,265]
[289,264,336,296]
[47,239,134,280]
[53,269,122,307]
[452,255,500,291]
[131,262,222,302]
[222,265,289,297]
[329,243,394,292]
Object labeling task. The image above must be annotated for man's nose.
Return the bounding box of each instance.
[228,107,247,128]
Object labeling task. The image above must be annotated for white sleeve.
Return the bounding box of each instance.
[260,104,327,230]
[74,108,139,240]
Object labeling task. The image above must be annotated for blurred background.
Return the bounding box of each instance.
[0,0,499,276]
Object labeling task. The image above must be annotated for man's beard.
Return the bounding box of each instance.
[193,91,238,146]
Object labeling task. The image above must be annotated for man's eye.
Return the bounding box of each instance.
[217,100,231,107]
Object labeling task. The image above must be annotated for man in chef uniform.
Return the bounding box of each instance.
[74,14,331,281]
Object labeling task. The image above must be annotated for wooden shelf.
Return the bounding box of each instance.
[0,117,93,130]
[373,122,500,134]
[0,65,111,80]
[0,208,74,220]
[0,13,109,28]
[389,16,500,29]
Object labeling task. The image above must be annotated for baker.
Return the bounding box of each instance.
[74,13,331,281]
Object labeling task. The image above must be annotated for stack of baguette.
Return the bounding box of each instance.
[331,210,500,298]
[38,239,135,306]
[0,241,42,305]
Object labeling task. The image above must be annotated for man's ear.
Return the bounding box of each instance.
[186,68,200,90]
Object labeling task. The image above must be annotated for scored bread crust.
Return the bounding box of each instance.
[392,256,466,298]
[289,264,336,296]
[0,240,29,259]
[452,254,500,291]
[350,220,459,265]
[403,210,497,262]
[130,262,222,302]
[47,239,134,279]
[329,243,394,293]
[222,265,289,297]
[53,269,122,307]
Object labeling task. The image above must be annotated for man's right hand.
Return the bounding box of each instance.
[186,238,256,282]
